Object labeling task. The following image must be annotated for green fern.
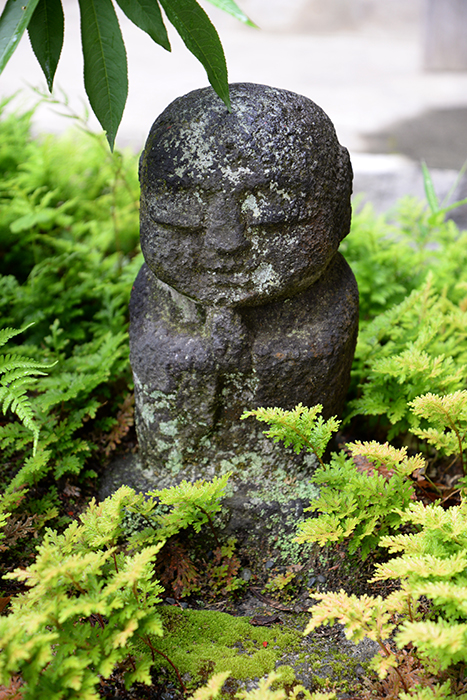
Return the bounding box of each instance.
[0,476,233,699]
[370,500,467,670]
[0,488,166,699]
[347,275,467,439]
[296,444,419,559]
[0,323,55,453]
[304,496,467,693]
[241,404,340,467]
[244,405,419,558]
[409,391,467,475]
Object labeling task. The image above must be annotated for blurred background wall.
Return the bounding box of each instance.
[227,0,422,33]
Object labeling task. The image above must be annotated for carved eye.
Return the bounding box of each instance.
[241,188,299,226]
[145,191,204,229]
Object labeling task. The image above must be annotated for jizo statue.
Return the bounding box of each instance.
[129,83,359,487]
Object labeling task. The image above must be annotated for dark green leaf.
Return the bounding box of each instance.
[28,0,64,91]
[0,0,40,73]
[159,0,230,110]
[204,0,257,28]
[78,0,128,150]
[115,0,171,51]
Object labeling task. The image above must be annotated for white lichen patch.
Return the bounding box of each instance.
[241,194,260,218]
[269,180,292,202]
[219,164,254,186]
[172,124,216,176]
[252,263,280,292]
[159,420,179,437]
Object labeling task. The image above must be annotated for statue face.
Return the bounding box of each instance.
[139,84,352,307]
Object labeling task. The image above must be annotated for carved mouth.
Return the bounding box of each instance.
[199,261,248,275]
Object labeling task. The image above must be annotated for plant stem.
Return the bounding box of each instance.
[376,638,409,693]
[112,551,119,573]
[196,505,221,548]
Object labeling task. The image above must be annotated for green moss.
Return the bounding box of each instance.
[144,606,299,691]
[141,606,367,696]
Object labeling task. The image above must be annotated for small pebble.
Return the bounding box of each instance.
[241,568,253,581]
[265,559,275,569]
[317,574,326,584]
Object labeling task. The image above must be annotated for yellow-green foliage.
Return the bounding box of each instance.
[0,476,231,699]
[242,404,340,468]
[0,490,164,699]
[245,405,419,558]
[343,164,467,326]
[304,590,400,678]
[347,276,467,439]
[152,474,231,538]
[409,391,467,475]
[296,443,419,559]
[304,498,467,694]
[190,671,337,700]
[374,500,467,669]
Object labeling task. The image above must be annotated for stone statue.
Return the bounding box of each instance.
[129,83,358,489]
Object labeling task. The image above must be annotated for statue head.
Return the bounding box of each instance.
[139,83,352,306]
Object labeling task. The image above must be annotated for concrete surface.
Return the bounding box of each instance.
[1,0,467,210]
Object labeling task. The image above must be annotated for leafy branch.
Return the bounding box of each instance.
[0,0,255,148]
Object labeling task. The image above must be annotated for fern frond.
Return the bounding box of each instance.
[0,354,50,377]
[396,619,467,669]
[347,441,425,477]
[152,473,230,538]
[189,672,231,700]
[347,275,467,437]
[409,392,467,472]
[242,404,340,466]
[0,322,34,348]
[0,325,56,453]
[374,551,467,582]
[5,449,52,494]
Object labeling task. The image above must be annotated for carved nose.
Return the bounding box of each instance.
[205,222,249,254]
[204,207,249,254]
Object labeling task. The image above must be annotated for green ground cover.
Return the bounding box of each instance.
[1,101,467,700]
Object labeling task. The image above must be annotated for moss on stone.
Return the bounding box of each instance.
[142,606,368,696]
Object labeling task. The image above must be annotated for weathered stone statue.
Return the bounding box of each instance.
[129,83,358,491]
